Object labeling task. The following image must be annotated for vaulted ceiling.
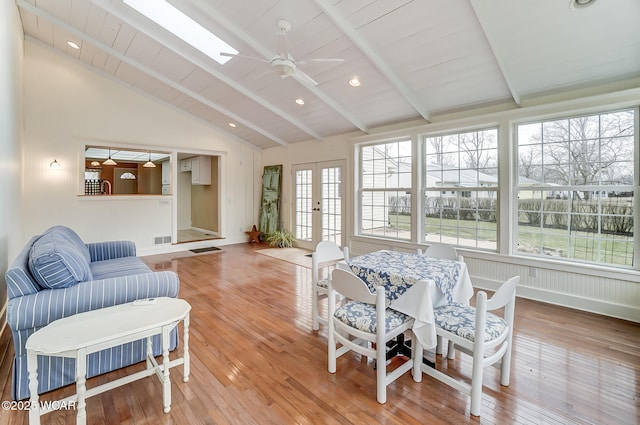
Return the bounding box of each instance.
[17,0,640,149]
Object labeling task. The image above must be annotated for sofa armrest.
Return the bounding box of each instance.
[7,271,179,332]
[87,241,137,262]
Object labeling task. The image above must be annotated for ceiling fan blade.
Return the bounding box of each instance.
[297,58,345,66]
[302,58,345,63]
[294,69,319,86]
[220,52,270,63]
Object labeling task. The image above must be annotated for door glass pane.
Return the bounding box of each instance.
[322,167,342,246]
[295,169,313,242]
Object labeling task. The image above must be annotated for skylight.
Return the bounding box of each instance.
[123,0,237,65]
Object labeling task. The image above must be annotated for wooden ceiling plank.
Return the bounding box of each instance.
[313,0,431,122]
[91,0,322,141]
[21,0,289,147]
[186,0,369,134]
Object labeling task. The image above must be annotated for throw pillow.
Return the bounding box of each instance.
[28,232,92,289]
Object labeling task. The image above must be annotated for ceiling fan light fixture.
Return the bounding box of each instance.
[272,60,295,77]
[569,0,596,9]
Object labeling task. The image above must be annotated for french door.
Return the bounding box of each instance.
[292,160,346,251]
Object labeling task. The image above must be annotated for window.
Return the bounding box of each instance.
[424,129,498,249]
[516,109,635,267]
[360,140,412,240]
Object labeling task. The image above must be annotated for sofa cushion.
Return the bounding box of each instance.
[90,256,151,280]
[44,225,91,264]
[28,232,93,289]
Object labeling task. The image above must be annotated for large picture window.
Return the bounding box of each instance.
[516,109,635,266]
[423,129,498,250]
[360,140,412,240]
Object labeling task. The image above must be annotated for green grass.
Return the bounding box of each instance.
[387,214,633,266]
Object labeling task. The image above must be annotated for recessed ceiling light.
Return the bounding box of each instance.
[67,41,80,49]
[295,98,305,105]
[228,122,236,128]
[349,77,361,87]
[123,0,238,65]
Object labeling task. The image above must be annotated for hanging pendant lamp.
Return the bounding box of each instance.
[143,151,156,168]
[103,148,117,165]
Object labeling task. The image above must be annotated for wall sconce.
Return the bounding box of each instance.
[50,159,61,169]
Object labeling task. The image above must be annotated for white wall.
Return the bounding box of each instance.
[0,2,24,328]
[21,40,261,254]
[263,89,640,323]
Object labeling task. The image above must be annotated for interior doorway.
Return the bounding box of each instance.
[175,153,222,243]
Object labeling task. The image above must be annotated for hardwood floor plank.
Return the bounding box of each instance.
[1,243,638,424]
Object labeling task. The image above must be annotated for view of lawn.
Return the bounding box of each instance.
[387,214,633,266]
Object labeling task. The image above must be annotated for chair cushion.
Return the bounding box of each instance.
[433,303,507,342]
[28,232,92,289]
[316,277,329,289]
[334,301,411,333]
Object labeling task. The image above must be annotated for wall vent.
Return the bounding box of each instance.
[154,236,164,245]
[163,236,172,244]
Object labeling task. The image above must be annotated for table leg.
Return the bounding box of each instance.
[146,336,153,370]
[161,326,171,413]
[27,350,40,425]
[76,348,87,425]
[386,335,435,368]
[183,313,190,382]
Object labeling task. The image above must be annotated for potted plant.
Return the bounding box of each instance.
[266,229,296,248]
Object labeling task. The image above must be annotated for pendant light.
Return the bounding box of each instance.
[103,148,117,166]
[143,151,156,168]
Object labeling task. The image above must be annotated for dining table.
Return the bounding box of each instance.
[344,250,474,353]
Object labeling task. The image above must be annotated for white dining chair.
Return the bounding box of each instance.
[311,241,349,330]
[416,275,520,416]
[418,243,464,354]
[417,243,463,262]
[327,268,422,404]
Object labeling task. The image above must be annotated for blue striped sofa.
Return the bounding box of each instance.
[5,225,180,400]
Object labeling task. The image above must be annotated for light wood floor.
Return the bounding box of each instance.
[1,243,638,424]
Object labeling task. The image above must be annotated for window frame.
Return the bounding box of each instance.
[352,102,639,273]
[513,108,636,268]
[421,127,500,251]
[357,138,413,241]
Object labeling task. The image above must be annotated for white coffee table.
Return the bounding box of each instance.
[25,297,191,425]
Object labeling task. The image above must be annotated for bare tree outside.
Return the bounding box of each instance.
[516,109,635,266]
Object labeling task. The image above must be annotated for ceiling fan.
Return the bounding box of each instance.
[221,19,344,86]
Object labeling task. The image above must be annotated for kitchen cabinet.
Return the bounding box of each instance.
[180,158,192,172]
[190,156,211,185]
[161,161,170,185]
